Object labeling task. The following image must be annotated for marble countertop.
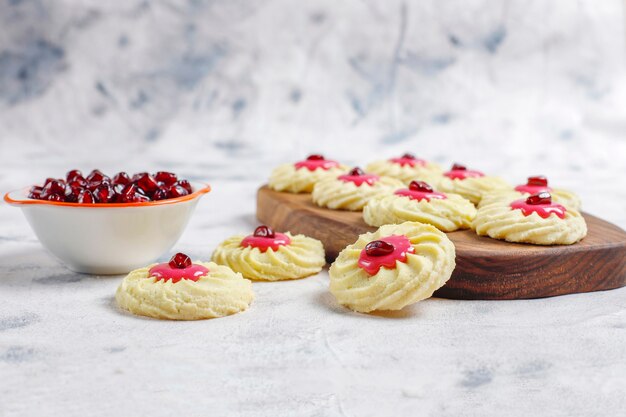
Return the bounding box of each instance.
[1,176,625,417]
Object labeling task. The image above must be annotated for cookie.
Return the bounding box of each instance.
[363,180,476,232]
[268,154,347,193]
[212,225,325,281]
[115,253,254,320]
[473,192,587,245]
[365,153,442,186]
[312,167,404,211]
[437,163,509,205]
[329,222,456,313]
[479,175,581,210]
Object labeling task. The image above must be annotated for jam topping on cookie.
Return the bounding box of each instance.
[394,180,447,202]
[510,192,566,219]
[443,163,485,180]
[388,153,427,168]
[514,175,553,194]
[358,235,416,275]
[294,154,341,171]
[241,225,291,252]
[149,252,209,283]
[338,167,380,186]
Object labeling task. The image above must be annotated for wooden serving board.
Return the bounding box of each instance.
[256,185,626,300]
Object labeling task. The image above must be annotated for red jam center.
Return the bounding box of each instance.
[149,263,209,284]
[514,176,552,194]
[241,232,291,252]
[389,154,426,168]
[294,155,340,171]
[338,168,379,186]
[510,192,566,219]
[444,168,484,180]
[395,188,447,201]
[358,235,415,275]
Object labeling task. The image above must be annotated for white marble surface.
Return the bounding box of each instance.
[1,0,626,416]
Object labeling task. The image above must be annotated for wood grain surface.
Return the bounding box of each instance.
[257,185,626,300]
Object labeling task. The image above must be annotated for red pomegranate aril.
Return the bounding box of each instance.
[253,225,275,238]
[451,163,467,171]
[68,177,87,189]
[95,184,114,203]
[527,175,548,187]
[46,193,64,202]
[28,186,43,199]
[153,188,168,200]
[120,183,138,202]
[86,169,107,183]
[77,190,95,204]
[66,169,83,182]
[112,172,131,186]
[64,185,80,203]
[365,240,395,257]
[401,153,416,160]
[133,193,151,203]
[348,167,365,176]
[155,171,178,186]
[169,253,192,269]
[408,180,433,192]
[44,177,60,186]
[43,180,66,196]
[167,185,187,198]
[177,180,193,194]
[526,192,552,205]
[307,154,325,161]
[136,173,159,195]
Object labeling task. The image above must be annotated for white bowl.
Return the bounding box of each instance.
[4,182,211,275]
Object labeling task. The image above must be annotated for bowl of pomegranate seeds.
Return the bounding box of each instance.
[4,169,211,274]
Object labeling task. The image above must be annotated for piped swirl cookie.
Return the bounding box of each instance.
[365,153,443,186]
[479,175,581,210]
[329,222,456,313]
[212,225,325,281]
[363,180,476,232]
[115,253,254,320]
[269,154,347,193]
[473,192,587,245]
[312,167,404,211]
[437,163,509,205]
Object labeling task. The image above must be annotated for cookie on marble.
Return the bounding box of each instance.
[312,167,404,211]
[437,163,510,205]
[365,153,443,186]
[363,180,476,232]
[115,253,254,320]
[329,222,456,313]
[268,154,347,193]
[212,225,325,281]
[479,175,581,210]
[473,192,587,245]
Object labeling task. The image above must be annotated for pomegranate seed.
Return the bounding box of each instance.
[112,172,131,185]
[133,193,151,203]
[401,153,416,159]
[135,173,159,195]
[451,163,467,171]
[86,169,107,183]
[44,177,60,186]
[167,185,188,198]
[176,180,193,194]
[153,188,168,200]
[253,225,275,238]
[348,167,365,176]
[28,186,43,199]
[42,180,66,196]
[66,170,83,182]
[365,240,395,257]
[94,183,114,203]
[64,185,81,202]
[46,194,64,202]
[77,190,95,204]
[526,192,552,205]
[131,172,148,183]
[169,253,192,269]
[306,154,325,161]
[155,171,178,186]
[408,180,433,192]
[68,177,87,189]
[527,175,548,187]
[120,183,138,202]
